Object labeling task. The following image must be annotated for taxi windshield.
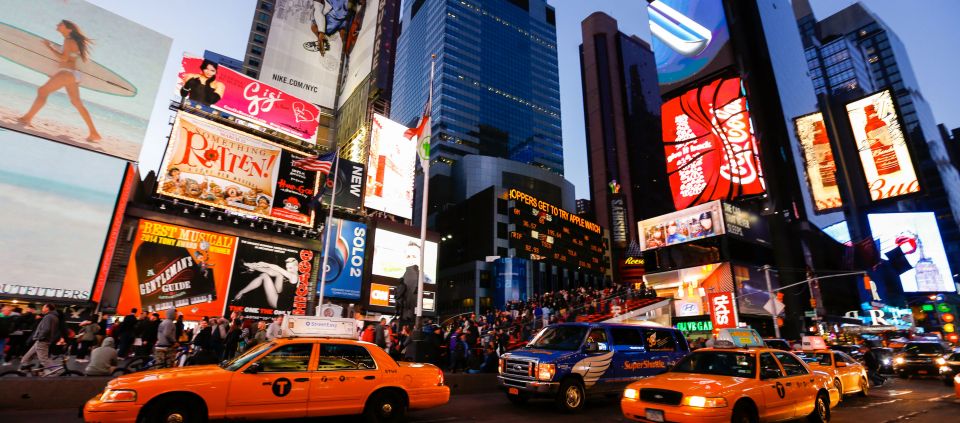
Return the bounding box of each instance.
[221,342,274,371]
[671,351,756,378]
[809,352,832,366]
[527,326,588,351]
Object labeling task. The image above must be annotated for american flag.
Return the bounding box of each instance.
[292,151,336,173]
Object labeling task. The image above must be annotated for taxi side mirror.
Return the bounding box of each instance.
[244,362,262,374]
[835,361,848,368]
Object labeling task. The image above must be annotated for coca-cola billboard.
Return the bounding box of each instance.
[844,89,920,202]
[662,76,765,210]
[178,54,320,143]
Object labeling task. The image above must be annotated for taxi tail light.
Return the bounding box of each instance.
[623,388,639,400]
[536,363,556,381]
[954,373,960,384]
[681,396,728,408]
[935,357,946,366]
[438,368,445,386]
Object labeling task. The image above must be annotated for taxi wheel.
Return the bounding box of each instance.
[364,391,407,423]
[141,397,203,423]
[806,392,830,423]
[833,379,843,403]
[730,402,759,423]
[859,377,870,396]
[556,379,585,413]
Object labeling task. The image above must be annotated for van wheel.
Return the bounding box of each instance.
[364,391,406,423]
[556,379,585,413]
[506,392,529,405]
[806,392,830,423]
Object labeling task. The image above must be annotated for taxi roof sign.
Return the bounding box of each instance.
[282,316,356,339]
[715,328,764,348]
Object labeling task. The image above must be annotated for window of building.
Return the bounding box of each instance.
[259,1,273,12]
[255,23,268,33]
[246,69,258,78]
[248,58,261,67]
[250,46,263,57]
[253,34,266,45]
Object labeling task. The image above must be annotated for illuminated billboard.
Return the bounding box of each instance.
[319,218,366,300]
[868,212,955,293]
[339,0,380,103]
[639,201,724,251]
[0,130,125,301]
[647,0,735,94]
[845,89,919,201]
[157,113,318,227]
[225,238,315,320]
[0,0,171,161]
[365,113,416,219]
[794,112,842,212]
[178,54,319,142]
[662,76,765,210]
[507,189,606,274]
[371,228,437,284]
[116,220,237,321]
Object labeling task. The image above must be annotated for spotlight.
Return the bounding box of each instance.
[234,218,239,225]
[277,227,282,233]
[159,203,166,210]
[249,222,255,228]
[172,198,178,205]
[200,212,206,218]
[183,208,189,214]
[217,215,223,221]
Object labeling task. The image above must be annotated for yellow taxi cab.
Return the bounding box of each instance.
[84,317,448,423]
[621,328,840,423]
[804,350,869,400]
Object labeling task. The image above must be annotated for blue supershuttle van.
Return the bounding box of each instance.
[497,322,690,412]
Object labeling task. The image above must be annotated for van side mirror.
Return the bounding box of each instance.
[244,362,261,374]
[584,340,599,353]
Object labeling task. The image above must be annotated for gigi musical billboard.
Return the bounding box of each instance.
[662,76,765,210]
[845,89,920,201]
[157,112,318,226]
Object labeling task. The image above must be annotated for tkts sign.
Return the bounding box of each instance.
[708,291,737,330]
[662,76,765,210]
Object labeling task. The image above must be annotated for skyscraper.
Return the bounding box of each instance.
[579,12,671,256]
[391,0,564,213]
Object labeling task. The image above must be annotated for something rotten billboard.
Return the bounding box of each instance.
[794,112,842,212]
[662,76,765,210]
[845,89,919,201]
[319,218,366,300]
[0,0,171,161]
[116,220,236,321]
[178,54,319,142]
[225,238,315,320]
[157,112,318,226]
[365,114,416,219]
[647,0,735,95]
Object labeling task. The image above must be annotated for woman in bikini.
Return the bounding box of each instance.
[232,258,300,309]
[18,20,101,142]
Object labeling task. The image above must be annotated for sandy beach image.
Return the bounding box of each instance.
[0,104,139,159]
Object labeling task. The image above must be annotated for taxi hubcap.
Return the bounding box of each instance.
[816,398,827,419]
[566,386,581,407]
[381,403,393,415]
[165,413,184,423]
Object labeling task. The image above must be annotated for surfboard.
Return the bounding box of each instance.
[0,21,137,97]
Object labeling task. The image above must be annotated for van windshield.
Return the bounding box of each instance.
[527,326,588,351]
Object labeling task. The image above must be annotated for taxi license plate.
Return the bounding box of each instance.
[918,370,928,374]
[508,387,519,395]
[645,408,665,422]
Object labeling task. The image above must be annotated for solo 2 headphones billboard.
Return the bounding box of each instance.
[318,218,366,300]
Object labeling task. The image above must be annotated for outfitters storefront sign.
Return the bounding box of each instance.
[662,76,765,210]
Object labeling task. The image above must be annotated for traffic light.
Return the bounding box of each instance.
[938,303,956,334]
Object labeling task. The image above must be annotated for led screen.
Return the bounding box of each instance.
[662,76,765,210]
[868,212,955,292]
[639,201,724,251]
[794,112,842,212]
[371,228,437,284]
[845,89,919,201]
[364,114,416,219]
[647,0,735,95]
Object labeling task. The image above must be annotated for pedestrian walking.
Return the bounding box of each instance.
[75,317,100,361]
[18,303,62,371]
[861,344,886,387]
[266,315,283,341]
[154,308,178,369]
[115,308,138,357]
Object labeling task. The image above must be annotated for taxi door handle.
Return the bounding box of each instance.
[294,378,309,382]
[364,375,376,380]
[785,382,792,386]
[262,382,271,386]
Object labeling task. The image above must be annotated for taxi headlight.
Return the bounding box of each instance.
[537,363,556,381]
[682,396,728,408]
[940,366,951,373]
[894,357,905,365]
[99,389,137,403]
[936,357,946,366]
[624,388,639,400]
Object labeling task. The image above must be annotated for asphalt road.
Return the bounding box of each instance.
[2,376,956,422]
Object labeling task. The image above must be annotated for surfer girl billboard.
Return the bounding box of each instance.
[157,112,319,227]
[0,0,171,161]
[178,54,320,143]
